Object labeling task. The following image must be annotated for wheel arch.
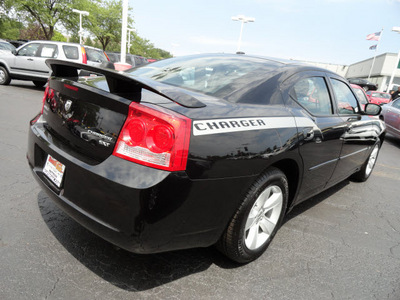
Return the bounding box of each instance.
[0,61,10,72]
[270,158,301,212]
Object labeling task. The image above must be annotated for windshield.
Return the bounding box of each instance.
[352,87,368,104]
[128,54,282,101]
[371,92,390,99]
[0,41,16,51]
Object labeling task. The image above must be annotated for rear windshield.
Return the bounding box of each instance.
[128,55,282,102]
[85,48,108,63]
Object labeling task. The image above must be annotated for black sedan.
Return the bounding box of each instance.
[347,78,378,91]
[27,54,385,263]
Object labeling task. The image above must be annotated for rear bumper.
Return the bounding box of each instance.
[28,119,255,253]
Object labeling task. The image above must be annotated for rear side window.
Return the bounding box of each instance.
[331,79,359,114]
[393,99,400,109]
[290,77,333,115]
[62,45,79,60]
[39,44,58,58]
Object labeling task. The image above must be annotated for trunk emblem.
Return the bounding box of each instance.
[64,100,73,112]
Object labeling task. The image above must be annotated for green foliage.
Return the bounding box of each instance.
[1,0,173,58]
[0,18,23,40]
[6,0,77,40]
[51,31,67,42]
[84,0,133,50]
[130,34,172,59]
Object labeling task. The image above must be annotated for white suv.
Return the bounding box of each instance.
[0,40,110,87]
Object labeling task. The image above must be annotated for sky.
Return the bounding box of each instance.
[129,0,400,65]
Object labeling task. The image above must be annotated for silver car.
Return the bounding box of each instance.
[0,40,16,52]
[380,98,400,139]
[0,40,109,87]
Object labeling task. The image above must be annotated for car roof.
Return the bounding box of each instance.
[21,40,106,51]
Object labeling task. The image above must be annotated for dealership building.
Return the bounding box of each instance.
[301,52,400,92]
[345,53,400,92]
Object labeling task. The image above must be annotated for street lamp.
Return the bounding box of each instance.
[387,27,400,92]
[72,9,89,44]
[127,28,136,54]
[231,15,255,53]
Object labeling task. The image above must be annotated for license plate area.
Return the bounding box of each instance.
[43,154,65,188]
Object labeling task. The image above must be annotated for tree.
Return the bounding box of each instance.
[5,0,79,40]
[130,35,172,59]
[84,0,132,50]
[0,18,24,40]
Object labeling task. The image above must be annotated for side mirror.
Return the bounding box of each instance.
[12,49,17,55]
[364,103,381,116]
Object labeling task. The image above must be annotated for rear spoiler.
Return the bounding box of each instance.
[45,59,206,108]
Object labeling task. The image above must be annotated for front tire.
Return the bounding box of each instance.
[0,66,11,85]
[351,141,380,182]
[217,167,288,263]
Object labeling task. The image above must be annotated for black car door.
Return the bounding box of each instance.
[327,76,377,185]
[282,71,347,202]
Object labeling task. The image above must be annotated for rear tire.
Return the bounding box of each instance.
[351,141,380,182]
[0,66,11,85]
[217,167,288,263]
[32,81,46,88]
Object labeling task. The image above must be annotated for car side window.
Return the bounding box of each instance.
[290,77,333,115]
[39,44,58,58]
[331,79,359,114]
[62,45,79,60]
[17,43,40,57]
[393,99,400,109]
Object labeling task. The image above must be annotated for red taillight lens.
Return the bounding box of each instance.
[113,102,191,171]
[41,85,50,114]
[104,51,110,61]
[81,47,87,64]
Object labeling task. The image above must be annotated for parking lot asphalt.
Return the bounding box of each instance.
[1,81,400,300]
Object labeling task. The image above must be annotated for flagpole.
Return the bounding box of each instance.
[368,29,383,80]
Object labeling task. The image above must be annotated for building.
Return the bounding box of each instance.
[345,52,400,92]
[296,53,400,92]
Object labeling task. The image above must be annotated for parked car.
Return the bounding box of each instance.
[0,39,16,52]
[380,98,400,139]
[347,78,377,91]
[27,53,384,263]
[106,51,148,71]
[350,83,369,110]
[7,39,29,48]
[0,40,109,86]
[366,91,391,105]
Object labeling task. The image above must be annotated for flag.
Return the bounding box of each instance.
[366,32,381,41]
[369,44,377,50]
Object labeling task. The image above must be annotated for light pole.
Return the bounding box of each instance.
[120,0,128,63]
[231,15,255,53]
[127,28,136,54]
[72,9,89,44]
[387,26,400,92]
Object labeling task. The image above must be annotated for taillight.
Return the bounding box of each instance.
[32,85,53,125]
[113,102,191,171]
[81,46,87,64]
[41,85,50,114]
[104,51,110,61]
